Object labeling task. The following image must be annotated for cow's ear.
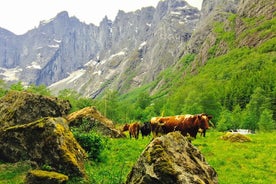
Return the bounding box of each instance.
[208,115,213,120]
[197,114,202,120]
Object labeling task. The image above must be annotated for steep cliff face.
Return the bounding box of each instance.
[0,11,100,86]
[186,0,240,65]
[47,0,200,97]
[0,0,200,97]
[190,0,275,66]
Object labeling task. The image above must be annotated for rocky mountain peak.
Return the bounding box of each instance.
[0,0,200,97]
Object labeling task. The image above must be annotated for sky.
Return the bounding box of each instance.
[0,0,203,35]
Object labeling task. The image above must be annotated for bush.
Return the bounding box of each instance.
[73,132,107,161]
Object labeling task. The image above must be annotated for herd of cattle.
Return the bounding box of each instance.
[122,113,213,140]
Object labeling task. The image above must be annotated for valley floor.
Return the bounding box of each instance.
[0,131,275,184]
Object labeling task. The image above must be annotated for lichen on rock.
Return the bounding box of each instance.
[0,117,87,177]
[0,91,71,129]
[67,106,125,138]
[25,169,69,184]
[126,132,218,184]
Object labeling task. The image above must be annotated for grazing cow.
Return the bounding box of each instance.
[123,122,140,139]
[140,122,151,138]
[150,114,212,139]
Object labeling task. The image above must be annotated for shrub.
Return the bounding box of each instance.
[73,132,107,161]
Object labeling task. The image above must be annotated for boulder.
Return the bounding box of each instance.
[66,106,125,138]
[126,132,218,184]
[0,91,71,129]
[0,117,87,177]
[25,170,68,184]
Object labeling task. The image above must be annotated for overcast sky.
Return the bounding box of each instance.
[0,0,203,35]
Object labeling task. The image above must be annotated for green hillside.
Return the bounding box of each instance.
[95,11,276,132]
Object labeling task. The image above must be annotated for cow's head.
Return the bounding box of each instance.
[122,124,130,131]
[197,113,212,130]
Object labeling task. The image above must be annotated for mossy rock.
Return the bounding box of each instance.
[0,91,71,129]
[25,170,68,184]
[221,132,252,142]
[67,106,125,138]
[126,132,218,184]
[0,117,87,177]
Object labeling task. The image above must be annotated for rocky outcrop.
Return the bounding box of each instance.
[235,0,276,48]
[67,106,125,138]
[126,132,218,184]
[25,170,69,184]
[0,91,71,129]
[186,0,240,65]
[0,117,87,177]
[237,0,275,19]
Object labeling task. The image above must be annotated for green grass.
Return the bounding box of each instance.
[0,161,32,184]
[1,131,276,183]
[193,131,276,184]
[84,136,152,184]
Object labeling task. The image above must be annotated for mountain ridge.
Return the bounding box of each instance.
[0,0,200,98]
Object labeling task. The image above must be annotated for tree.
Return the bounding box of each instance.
[136,92,151,110]
[258,109,275,132]
[26,84,51,96]
[10,81,24,91]
[217,108,233,131]
[241,87,270,130]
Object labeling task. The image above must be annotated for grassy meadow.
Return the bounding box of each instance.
[0,131,275,184]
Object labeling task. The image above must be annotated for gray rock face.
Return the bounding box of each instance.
[0,0,200,97]
[186,0,240,58]
[126,132,218,184]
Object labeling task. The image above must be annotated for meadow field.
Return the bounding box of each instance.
[0,131,275,184]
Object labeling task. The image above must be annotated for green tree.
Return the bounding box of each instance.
[136,92,151,110]
[258,109,275,132]
[26,84,51,96]
[217,108,233,131]
[10,81,24,91]
[241,87,270,130]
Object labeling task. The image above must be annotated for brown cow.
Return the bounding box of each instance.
[123,122,140,139]
[150,114,212,139]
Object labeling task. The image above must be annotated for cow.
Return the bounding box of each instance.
[140,122,151,138]
[150,114,212,139]
[122,122,140,139]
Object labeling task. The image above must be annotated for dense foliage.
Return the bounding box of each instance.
[73,131,107,161]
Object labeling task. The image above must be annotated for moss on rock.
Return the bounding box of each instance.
[0,117,87,177]
[25,169,68,184]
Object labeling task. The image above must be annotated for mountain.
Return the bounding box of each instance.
[0,0,200,98]
[151,0,276,124]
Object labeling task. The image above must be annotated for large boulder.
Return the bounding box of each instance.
[66,106,125,138]
[126,132,218,184]
[0,117,87,177]
[0,91,71,129]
